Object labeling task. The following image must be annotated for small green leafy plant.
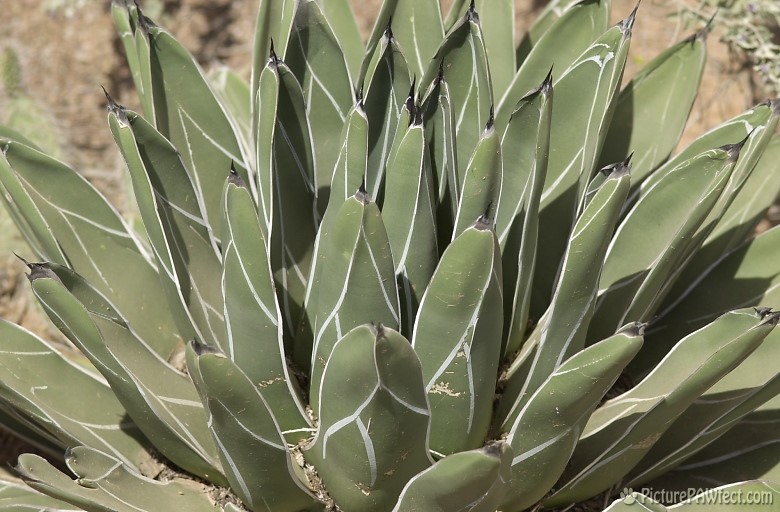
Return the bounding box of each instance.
[0,0,779,510]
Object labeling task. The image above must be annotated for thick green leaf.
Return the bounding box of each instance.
[109,108,225,348]
[412,218,502,455]
[307,325,431,512]
[0,138,181,360]
[305,192,400,412]
[393,442,512,512]
[287,0,354,208]
[210,67,252,159]
[590,144,740,343]
[382,118,438,336]
[315,0,362,78]
[645,393,780,495]
[599,29,708,184]
[626,331,780,487]
[532,15,632,315]
[452,115,501,240]
[515,0,594,65]
[363,30,413,200]
[499,164,630,427]
[547,308,777,507]
[474,0,514,98]
[422,72,459,249]
[28,265,224,485]
[500,325,643,511]
[0,319,154,472]
[498,75,552,357]
[146,25,250,233]
[187,343,316,511]
[633,101,773,204]
[422,6,493,192]
[17,448,218,512]
[221,180,310,437]
[363,0,444,80]
[639,225,780,376]
[0,476,79,511]
[497,0,609,128]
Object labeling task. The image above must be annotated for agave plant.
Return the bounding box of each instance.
[0,0,779,510]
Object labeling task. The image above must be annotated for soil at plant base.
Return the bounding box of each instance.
[0,0,771,506]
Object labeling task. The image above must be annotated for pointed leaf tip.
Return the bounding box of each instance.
[24,262,61,284]
[600,154,632,178]
[721,133,750,163]
[620,1,640,35]
[619,321,647,337]
[761,311,780,326]
[269,38,279,65]
[769,98,780,116]
[436,60,445,84]
[384,17,394,41]
[486,106,495,131]
[356,177,369,204]
[697,11,717,41]
[228,161,245,187]
[189,339,221,357]
[542,66,554,95]
[475,203,494,231]
[482,440,505,458]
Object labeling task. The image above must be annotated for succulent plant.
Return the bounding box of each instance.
[0,0,779,510]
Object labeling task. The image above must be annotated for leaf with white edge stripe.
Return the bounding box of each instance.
[28,264,225,485]
[362,28,412,202]
[362,0,443,81]
[109,108,226,348]
[315,0,362,78]
[186,342,317,512]
[500,161,630,424]
[452,112,502,240]
[306,191,400,413]
[210,67,252,161]
[515,0,594,65]
[532,13,632,317]
[0,138,182,361]
[294,99,368,370]
[412,217,502,455]
[474,0,515,98]
[497,0,609,129]
[546,308,778,507]
[145,24,250,232]
[382,115,437,337]
[422,70,459,249]
[221,180,310,440]
[0,319,156,472]
[497,75,551,357]
[16,447,219,512]
[599,27,708,185]
[393,442,512,512]
[0,476,80,511]
[500,325,643,512]
[287,0,354,212]
[636,225,780,377]
[589,144,740,344]
[626,338,780,487]
[307,324,431,512]
[421,4,493,194]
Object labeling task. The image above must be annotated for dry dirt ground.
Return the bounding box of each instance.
[0,0,772,487]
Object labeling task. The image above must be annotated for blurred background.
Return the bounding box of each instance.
[0,0,778,461]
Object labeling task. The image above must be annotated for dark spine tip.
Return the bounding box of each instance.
[356,85,364,110]
[384,17,394,41]
[269,39,280,65]
[24,262,61,284]
[467,0,477,20]
[721,133,750,163]
[189,338,220,356]
[475,203,493,231]
[373,322,386,340]
[541,66,554,96]
[620,1,640,36]
[411,102,423,127]
[228,161,245,187]
[601,153,633,178]
[619,321,647,337]
[756,307,773,318]
[437,60,445,84]
[698,10,717,41]
[482,440,505,458]
[486,106,495,131]
[761,311,780,327]
[356,177,369,204]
